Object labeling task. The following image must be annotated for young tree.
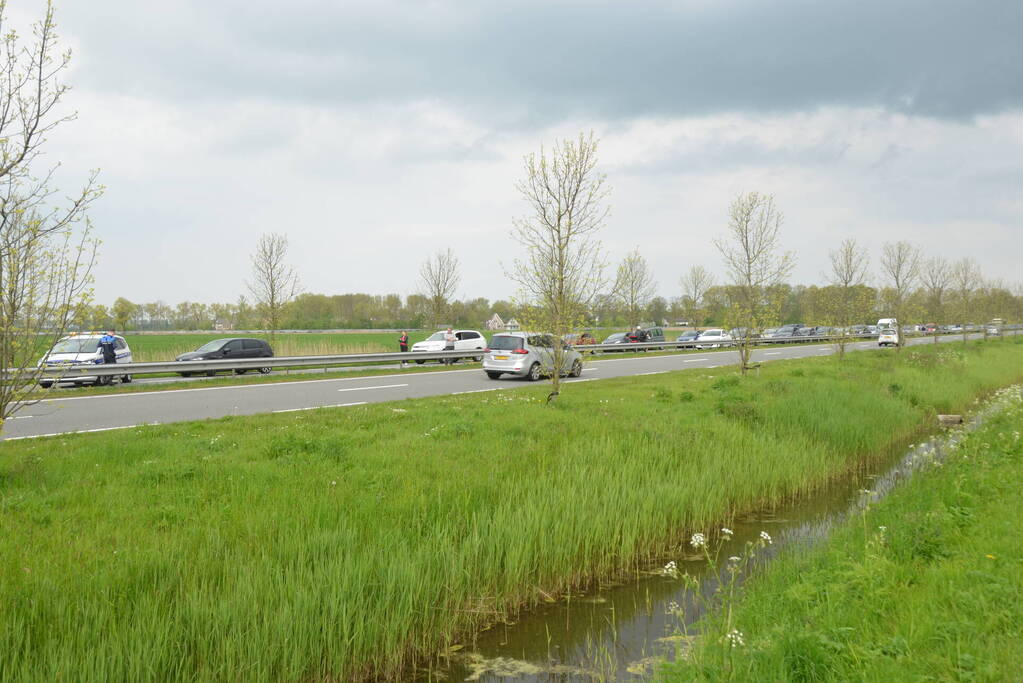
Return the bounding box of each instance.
[613,248,657,327]
[0,4,101,432]
[879,241,921,351]
[921,256,952,344]
[679,265,715,327]
[417,248,460,328]
[247,233,300,343]
[951,257,982,344]
[822,238,871,359]
[510,132,610,399]
[111,297,138,331]
[715,192,794,375]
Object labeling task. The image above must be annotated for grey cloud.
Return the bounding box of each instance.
[62,0,1023,124]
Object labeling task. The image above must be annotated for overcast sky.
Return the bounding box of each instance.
[20,0,1023,304]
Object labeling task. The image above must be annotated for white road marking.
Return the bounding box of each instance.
[273,402,366,413]
[638,370,667,376]
[683,358,709,362]
[764,351,781,355]
[5,423,159,441]
[452,388,500,395]
[337,383,408,393]
[566,377,596,382]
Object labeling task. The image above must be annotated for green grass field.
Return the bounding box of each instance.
[658,383,1023,682]
[123,332,434,362]
[2,339,1022,680]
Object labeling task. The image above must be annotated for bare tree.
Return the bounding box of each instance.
[0,3,101,433]
[921,256,952,344]
[822,238,871,359]
[614,248,657,327]
[247,233,300,343]
[417,248,460,328]
[510,132,610,399]
[950,257,981,344]
[879,241,921,351]
[715,192,795,375]
[679,264,715,327]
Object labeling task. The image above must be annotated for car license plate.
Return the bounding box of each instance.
[494,355,509,360]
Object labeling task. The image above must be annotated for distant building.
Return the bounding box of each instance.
[505,317,521,331]
[485,313,505,330]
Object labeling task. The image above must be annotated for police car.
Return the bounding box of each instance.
[38,333,134,388]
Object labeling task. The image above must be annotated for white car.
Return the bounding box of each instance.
[410,329,487,364]
[695,329,733,349]
[878,328,900,347]
[38,333,134,387]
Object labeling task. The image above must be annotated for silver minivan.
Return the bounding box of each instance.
[483,332,583,380]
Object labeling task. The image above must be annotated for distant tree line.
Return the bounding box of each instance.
[78,271,1022,334]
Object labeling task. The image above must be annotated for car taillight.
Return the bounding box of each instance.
[483,347,490,353]
[511,348,528,354]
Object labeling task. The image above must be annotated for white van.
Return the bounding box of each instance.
[877,318,900,347]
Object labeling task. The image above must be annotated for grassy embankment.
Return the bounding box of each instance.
[658,384,1023,682]
[2,339,1023,680]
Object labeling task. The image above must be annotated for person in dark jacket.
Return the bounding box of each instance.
[398,331,409,367]
[97,330,118,385]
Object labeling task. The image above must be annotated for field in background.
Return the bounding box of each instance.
[3,339,1023,680]
[124,332,434,362]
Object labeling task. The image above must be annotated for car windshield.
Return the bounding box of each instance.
[489,336,523,350]
[425,332,447,342]
[195,340,229,353]
[49,337,101,354]
[881,328,895,334]
[704,330,722,336]
[604,333,625,342]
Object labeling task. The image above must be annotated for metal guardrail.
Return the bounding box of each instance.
[28,328,1011,381]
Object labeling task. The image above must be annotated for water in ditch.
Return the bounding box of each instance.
[425,418,976,681]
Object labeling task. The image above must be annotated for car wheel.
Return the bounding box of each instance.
[206,370,216,377]
[258,367,271,374]
[97,375,112,386]
[415,359,425,365]
[486,371,502,379]
[474,355,483,362]
[180,372,192,377]
[570,360,582,377]
[234,368,248,375]
[527,362,541,381]
[122,375,132,384]
[39,381,53,389]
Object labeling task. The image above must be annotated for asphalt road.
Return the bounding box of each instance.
[1,335,979,440]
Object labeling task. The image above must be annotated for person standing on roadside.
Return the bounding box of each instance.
[398,330,409,367]
[97,329,118,385]
[443,327,456,365]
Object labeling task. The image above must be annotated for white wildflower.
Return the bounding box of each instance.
[728,556,741,563]
[723,629,745,648]
[662,561,678,577]
[667,600,681,613]
[721,527,734,537]
[759,531,773,545]
[690,533,707,550]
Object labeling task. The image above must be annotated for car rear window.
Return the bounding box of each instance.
[490,336,523,351]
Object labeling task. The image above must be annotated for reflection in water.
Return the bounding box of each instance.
[430,419,975,682]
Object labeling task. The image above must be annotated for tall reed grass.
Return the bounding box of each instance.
[659,382,1023,681]
[1,340,1022,681]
